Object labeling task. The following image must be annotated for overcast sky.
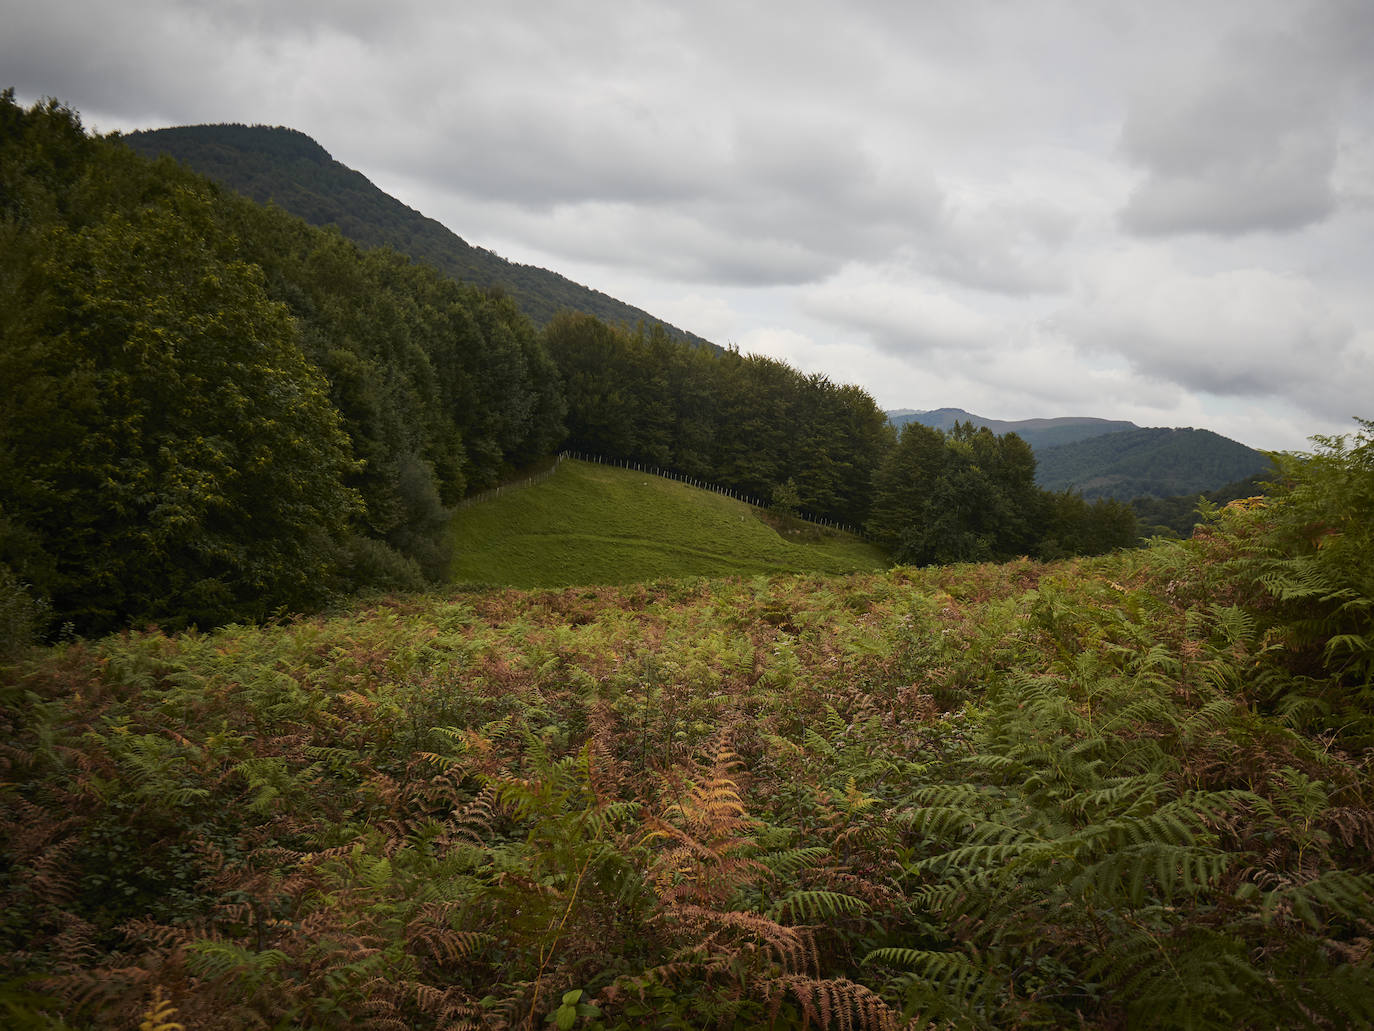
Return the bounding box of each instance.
[7,0,1373,451]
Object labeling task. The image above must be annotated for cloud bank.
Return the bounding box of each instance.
[5,0,1372,451]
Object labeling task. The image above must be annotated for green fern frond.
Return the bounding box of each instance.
[760,845,830,876]
[767,889,870,923]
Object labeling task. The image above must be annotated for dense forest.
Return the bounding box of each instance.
[121,123,716,347]
[866,422,1137,565]
[2,93,566,636]
[545,312,892,527]
[3,94,1173,641]
[1035,427,1271,500]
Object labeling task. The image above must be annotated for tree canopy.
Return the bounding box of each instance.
[2,92,1149,638]
[867,421,1137,565]
[544,312,893,527]
[0,92,564,634]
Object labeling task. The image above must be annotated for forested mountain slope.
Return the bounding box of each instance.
[121,123,715,345]
[1035,426,1272,499]
[1,94,894,637]
[2,94,565,635]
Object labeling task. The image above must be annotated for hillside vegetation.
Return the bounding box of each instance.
[448,458,887,587]
[120,123,714,346]
[1036,427,1271,500]
[1132,472,1271,538]
[3,421,1372,1030]
[7,94,937,639]
[1,93,565,635]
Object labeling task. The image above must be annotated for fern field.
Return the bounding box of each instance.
[3,428,1374,1029]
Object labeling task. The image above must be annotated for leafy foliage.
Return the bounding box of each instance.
[0,92,564,633]
[545,313,893,526]
[4,423,1373,1028]
[2,95,358,633]
[868,421,1137,564]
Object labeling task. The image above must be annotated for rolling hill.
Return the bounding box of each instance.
[1035,426,1272,500]
[120,123,716,346]
[448,457,886,586]
[887,408,1272,500]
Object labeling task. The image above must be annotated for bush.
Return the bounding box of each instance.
[0,565,47,659]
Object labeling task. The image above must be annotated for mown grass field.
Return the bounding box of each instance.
[447,458,887,586]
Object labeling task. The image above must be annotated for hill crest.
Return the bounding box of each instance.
[122,123,716,347]
[1035,426,1271,500]
[887,407,1139,451]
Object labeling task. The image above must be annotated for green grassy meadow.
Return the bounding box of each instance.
[447,458,887,586]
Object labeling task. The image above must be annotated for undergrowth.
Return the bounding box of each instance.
[2,426,1373,1028]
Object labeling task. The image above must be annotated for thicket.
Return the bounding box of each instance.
[2,420,1370,1029]
[868,421,1138,565]
[545,312,893,527]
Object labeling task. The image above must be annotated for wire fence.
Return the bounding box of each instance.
[452,455,568,510]
[456,450,867,538]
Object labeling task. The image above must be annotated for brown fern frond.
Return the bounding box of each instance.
[406,902,490,966]
[407,981,485,1030]
[669,904,818,975]
[1326,805,1374,852]
[774,974,905,1031]
[447,779,501,846]
[118,916,201,955]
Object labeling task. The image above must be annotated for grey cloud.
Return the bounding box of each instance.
[1120,76,1338,235]
[1119,1,1374,237]
[1056,259,1358,413]
[7,0,1372,454]
[393,104,946,287]
[801,272,1005,358]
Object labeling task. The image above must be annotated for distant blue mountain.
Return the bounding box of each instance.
[885,408,1271,500]
[886,408,1138,451]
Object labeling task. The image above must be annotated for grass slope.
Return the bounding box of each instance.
[448,458,887,586]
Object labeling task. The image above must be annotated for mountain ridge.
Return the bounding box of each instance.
[887,407,1140,451]
[886,407,1271,500]
[1035,426,1272,500]
[120,123,716,348]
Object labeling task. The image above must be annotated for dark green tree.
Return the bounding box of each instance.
[869,422,1050,565]
[1,163,358,632]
